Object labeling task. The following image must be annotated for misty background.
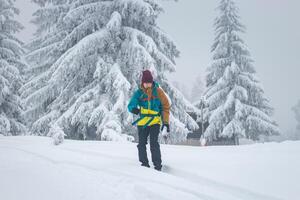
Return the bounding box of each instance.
[14,0,300,134]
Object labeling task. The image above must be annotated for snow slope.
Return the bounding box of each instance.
[0,136,299,200]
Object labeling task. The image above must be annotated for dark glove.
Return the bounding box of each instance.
[161,123,170,132]
[163,135,170,141]
[131,107,140,115]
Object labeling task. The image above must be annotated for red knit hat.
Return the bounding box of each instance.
[141,70,153,83]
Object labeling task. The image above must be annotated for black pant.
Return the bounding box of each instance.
[137,124,162,169]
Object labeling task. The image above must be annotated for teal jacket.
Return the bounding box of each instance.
[128,81,170,127]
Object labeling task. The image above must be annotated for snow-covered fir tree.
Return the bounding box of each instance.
[292,100,300,133]
[21,0,198,143]
[172,80,191,101]
[190,73,205,104]
[203,0,280,141]
[0,0,27,136]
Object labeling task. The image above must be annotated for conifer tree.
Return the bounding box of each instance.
[0,0,26,136]
[204,0,280,141]
[22,0,198,143]
[293,100,300,133]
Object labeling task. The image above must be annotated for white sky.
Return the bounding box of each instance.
[14,0,300,133]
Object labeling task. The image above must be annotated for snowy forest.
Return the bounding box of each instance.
[1,0,299,145]
[1,1,300,200]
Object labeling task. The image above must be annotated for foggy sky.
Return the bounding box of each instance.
[14,0,300,133]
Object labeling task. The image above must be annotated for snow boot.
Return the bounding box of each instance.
[154,165,162,171]
[141,163,150,168]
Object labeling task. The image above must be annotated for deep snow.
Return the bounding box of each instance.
[0,136,299,200]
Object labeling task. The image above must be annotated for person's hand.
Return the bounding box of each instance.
[161,124,170,141]
[131,107,140,115]
[161,123,170,132]
[163,135,169,141]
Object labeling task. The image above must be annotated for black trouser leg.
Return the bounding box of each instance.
[149,124,162,170]
[137,125,150,165]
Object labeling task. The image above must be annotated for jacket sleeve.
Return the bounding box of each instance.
[127,89,141,113]
[157,87,170,124]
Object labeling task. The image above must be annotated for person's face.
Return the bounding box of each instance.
[143,82,152,89]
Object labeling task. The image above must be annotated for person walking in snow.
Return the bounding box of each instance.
[127,70,170,171]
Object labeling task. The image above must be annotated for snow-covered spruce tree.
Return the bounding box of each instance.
[203,0,280,141]
[22,0,198,143]
[172,81,190,101]
[0,0,27,136]
[292,100,300,133]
